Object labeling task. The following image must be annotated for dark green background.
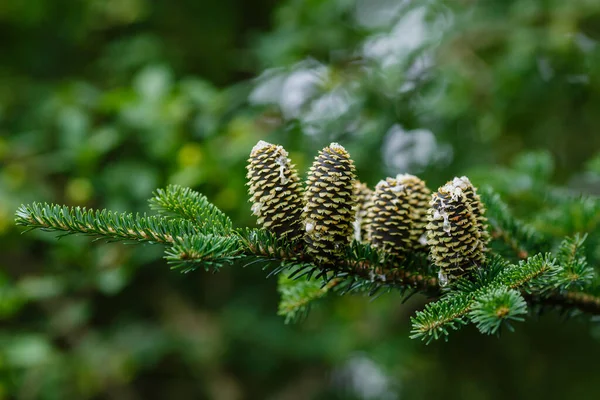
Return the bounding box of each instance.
[2,0,600,398]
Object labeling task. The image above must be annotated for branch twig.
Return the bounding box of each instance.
[526,291,600,315]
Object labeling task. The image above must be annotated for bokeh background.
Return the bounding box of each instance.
[2,0,600,399]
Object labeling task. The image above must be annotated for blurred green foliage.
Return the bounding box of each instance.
[2,0,600,399]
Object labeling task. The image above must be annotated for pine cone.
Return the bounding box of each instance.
[367,177,413,259]
[426,179,484,283]
[246,140,304,242]
[352,181,373,243]
[396,174,431,249]
[303,143,357,265]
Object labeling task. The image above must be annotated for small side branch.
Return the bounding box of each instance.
[491,229,529,259]
[15,202,197,244]
[240,231,440,292]
[526,291,600,315]
[339,260,439,292]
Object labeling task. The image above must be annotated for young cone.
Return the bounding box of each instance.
[452,176,490,256]
[426,179,484,283]
[246,140,304,242]
[396,174,431,249]
[367,177,413,259]
[303,143,357,265]
[352,181,373,243]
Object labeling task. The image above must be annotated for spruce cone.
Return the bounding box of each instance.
[246,140,304,242]
[426,179,484,283]
[396,174,431,248]
[367,177,413,259]
[352,181,373,243]
[303,143,357,265]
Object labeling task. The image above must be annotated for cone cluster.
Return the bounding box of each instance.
[246,140,489,284]
[426,177,489,283]
[246,141,357,266]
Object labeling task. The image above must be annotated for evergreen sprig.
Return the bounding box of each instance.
[553,234,595,291]
[165,234,242,273]
[277,268,338,323]
[534,194,600,237]
[469,288,528,335]
[410,254,558,343]
[149,184,233,234]
[480,187,544,259]
[15,202,197,244]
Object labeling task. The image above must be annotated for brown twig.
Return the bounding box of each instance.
[244,238,600,316]
[491,229,529,260]
[525,291,600,315]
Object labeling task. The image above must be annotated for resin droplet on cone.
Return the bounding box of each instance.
[246,140,304,242]
[303,143,357,265]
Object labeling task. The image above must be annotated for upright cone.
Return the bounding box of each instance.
[246,140,304,242]
[451,176,490,259]
[303,143,357,265]
[426,178,484,282]
[396,174,431,248]
[367,177,413,259]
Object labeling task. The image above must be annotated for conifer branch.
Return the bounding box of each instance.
[469,288,528,335]
[480,187,543,259]
[164,234,242,272]
[553,234,595,291]
[14,144,600,344]
[238,229,439,292]
[410,254,557,342]
[532,291,600,315]
[149,185,233,234]
[278,271,340,322]
[15,202,197,244]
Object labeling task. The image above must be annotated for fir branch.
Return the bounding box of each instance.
[531,291,600,315]
[468,288,528,335]
[410,254,557,343]
[149,185,233,234]
[480,187,544,259]
[534,193,600,236]
[239,233,440,292]
[335,260,438,293]
[333,242,438,292]
[277,270,340,323]
[16,187,600,340]
[237,228,302,260]
[409,291,471,342]
[164,234,242,272]
[552,234,595,291]
[15,202,196,244]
